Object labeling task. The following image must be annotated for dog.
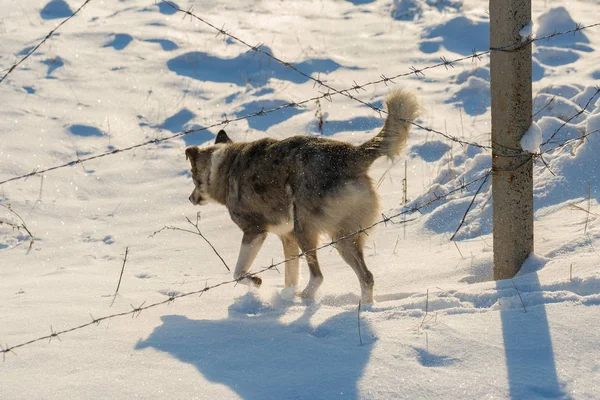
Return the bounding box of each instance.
[185,89,419,303]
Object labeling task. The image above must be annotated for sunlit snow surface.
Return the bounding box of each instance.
[1,1,599,399]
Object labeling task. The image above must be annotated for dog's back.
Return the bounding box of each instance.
[210,90,419,237]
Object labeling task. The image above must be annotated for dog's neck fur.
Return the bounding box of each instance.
[206,146,229,204]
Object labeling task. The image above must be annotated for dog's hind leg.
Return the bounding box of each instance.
[293,217,323,300]
[233,232,267,287]
[297,239,323,300]
[280,233,300,288]
[335,235,374,304]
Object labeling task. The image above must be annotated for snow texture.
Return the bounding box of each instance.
[521,122,543,153]
[1,1,599,399]
[520,20,534,42]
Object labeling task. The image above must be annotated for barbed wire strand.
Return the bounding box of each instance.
[1,0,599,359]
[3,87,597,354]
[0,171,490,357]
[164,1,600,108]
[1,9,598,185]
[2,47,598,355]
[1,82,591,187]
[0,0,95,85]
[164,0,600,151]
[163,1,488,150]
[0,78,483,186]
[542,86,600,146]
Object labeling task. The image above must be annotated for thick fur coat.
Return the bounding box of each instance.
[186,89,420,303]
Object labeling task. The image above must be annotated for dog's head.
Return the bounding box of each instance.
[185,130,232,206]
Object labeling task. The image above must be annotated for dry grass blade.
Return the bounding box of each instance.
[150,213,230,272]
[585,182,591,234]
[115,247,129,294]
[357,300,363,346]
[450,174,490,241]
[511,279,527,313]
[0,203,35,250]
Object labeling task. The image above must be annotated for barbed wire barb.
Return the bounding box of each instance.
[199,281,209,298]
[381,213,394,227]
[90,314,100,326]
[440,56,454,69]
[48,326,61,343]
[380,74,395,86]
[409,66,425,77]
[1,344,15,361]
[271,259,280,274]
[130,302,146,318]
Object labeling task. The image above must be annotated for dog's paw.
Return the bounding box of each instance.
[248,275,262,288]
[280,287,296,300]
[299,289,316,302]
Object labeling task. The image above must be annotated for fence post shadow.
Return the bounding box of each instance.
[496,271,571,399]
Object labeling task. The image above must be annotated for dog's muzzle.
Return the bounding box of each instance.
[189,192,206,205]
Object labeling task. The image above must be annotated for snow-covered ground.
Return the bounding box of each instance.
[1,0,599,398]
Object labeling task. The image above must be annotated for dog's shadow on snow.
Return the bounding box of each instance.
[135,292,375,399]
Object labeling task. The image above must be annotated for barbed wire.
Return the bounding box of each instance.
[0,170,489,357]
[2,75,597,357]
[542,86,600,146]
[1,0,598,360]
[164,1,497,151]
[165,1,600,105]
[165,0,600,151]
[501,21,600,52]
[0,4,597,185]
[0,0,600,185]
[3,92,596,355]
[0,83,480,187]
[0,0,95,85]
[1,0,597,89]
[540,128,600,160]
[0,77,589,187]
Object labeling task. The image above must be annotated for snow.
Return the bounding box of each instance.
[520,20,534,42]
[521,122,543,153]
[536,6,591,50]
[1,1,600,399]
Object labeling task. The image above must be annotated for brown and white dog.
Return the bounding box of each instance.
[185,89,419,303]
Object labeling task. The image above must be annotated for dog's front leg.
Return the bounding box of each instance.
[280,233,300,288]
[233,232,267,287]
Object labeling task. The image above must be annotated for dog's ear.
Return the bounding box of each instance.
[185,146,199,161]
[215,130,233,144]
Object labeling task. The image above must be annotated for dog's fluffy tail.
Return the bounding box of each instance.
[360,89,420,160]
